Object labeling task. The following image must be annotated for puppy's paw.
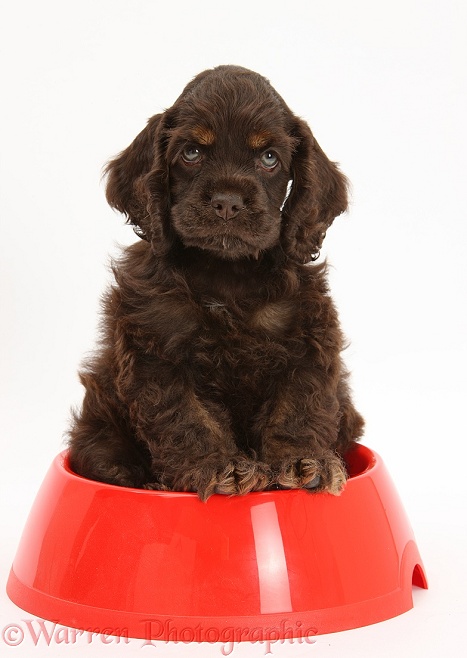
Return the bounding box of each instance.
[275,453,347,495]
[172,459,271,500]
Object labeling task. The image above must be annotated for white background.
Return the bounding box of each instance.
[1,0,466,656]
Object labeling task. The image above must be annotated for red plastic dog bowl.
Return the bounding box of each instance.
[7,445,427,641]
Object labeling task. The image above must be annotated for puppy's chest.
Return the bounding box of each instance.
[200,298,296,340]
[187,298,300,392]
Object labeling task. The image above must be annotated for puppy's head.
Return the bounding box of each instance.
[105,65,348,263]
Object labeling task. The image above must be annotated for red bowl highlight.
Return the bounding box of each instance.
[7,444,427,640]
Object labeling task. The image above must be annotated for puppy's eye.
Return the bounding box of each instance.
[259,151,279,170]
[182,146,202,164]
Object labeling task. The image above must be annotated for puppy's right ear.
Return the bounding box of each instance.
[104,114,167,242]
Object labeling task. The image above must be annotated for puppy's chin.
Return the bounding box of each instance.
[179,233,266,261]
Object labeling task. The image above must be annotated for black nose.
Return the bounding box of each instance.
[210,192,245,220]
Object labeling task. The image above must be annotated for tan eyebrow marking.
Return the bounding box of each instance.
[247,131,274,150]
[191,126,216,146]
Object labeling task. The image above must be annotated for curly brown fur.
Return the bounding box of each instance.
[68,65,364,500]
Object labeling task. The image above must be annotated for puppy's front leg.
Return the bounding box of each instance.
[135,384,270,500]
[257,383,348,495]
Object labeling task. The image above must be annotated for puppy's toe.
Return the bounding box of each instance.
[212,463,236,495]
[215,460,271,496]
[320,455,347,495]
[276,457,320,489]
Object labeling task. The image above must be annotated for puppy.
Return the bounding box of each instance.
[68,65,364,500]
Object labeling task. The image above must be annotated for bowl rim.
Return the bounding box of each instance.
[59,443,378,498]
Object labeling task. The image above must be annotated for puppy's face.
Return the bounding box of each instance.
[165,79,296,259]
[105,66,348,264]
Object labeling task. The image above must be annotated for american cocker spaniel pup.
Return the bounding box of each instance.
[68,65,364,500]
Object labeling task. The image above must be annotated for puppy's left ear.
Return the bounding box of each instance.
[281,117,348,263]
